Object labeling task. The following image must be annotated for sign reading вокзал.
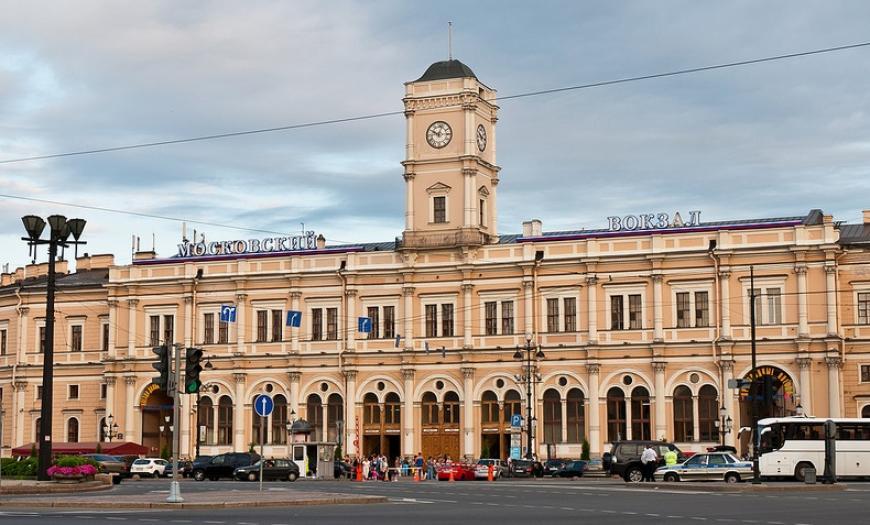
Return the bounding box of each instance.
[177,231,318,258]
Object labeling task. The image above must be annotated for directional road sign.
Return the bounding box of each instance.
[358,316,372,333]
[286,310,302,327]
[253,394,274,418]
[220,305,237,323]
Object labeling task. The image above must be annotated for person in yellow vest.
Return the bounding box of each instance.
[664,445,678,467]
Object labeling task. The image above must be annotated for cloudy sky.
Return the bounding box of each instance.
[2,0,869,270]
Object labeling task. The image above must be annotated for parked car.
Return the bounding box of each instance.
[556,460,588,478]
[510,459,533,477]
[186,455,212,478]
[657,452,753,483]
[130,458,169,478]
[607,441,687,483]
[234,458,299,482]
[81,454,130,478]
[436,463,476,481]
[334,460,353,479]
[544,459,568,476]
[163,459,193,478]
[474,459,507,479]
[193,452,260,481]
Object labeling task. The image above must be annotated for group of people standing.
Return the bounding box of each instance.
[640,444,678,482]
[349,453,455,481]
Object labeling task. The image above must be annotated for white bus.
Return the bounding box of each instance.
[757,417,870,480]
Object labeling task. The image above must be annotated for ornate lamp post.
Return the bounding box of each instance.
[716,406,733,446]
[513,337,545,460]
[21,214,86,480]
[102,414,122,443]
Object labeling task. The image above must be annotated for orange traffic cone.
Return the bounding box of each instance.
[356,464,362,482]
[414,468,420,482]
[448,468,455,482]
[487,464,494,482]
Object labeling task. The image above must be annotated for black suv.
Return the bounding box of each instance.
[193,452,260,481]
[606,441,686,482]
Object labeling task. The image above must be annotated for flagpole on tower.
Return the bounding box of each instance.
[448,21,453,60]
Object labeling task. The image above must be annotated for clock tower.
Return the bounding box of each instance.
[401,59,500,249]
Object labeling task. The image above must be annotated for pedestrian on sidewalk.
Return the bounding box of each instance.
[640,445,658,482]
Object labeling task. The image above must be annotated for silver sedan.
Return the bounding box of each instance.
[656,453,754,483]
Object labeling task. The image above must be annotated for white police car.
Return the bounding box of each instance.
[656,452,753,483]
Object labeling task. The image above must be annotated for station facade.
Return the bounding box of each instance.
[2,59,870,461]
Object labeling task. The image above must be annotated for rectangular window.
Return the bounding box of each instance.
[271,309,283,342]
[68,384,79,400]
[37,385,43,400]
[162,315,174,345]
[326,308,338,340]
[441,304,454,337]
[628,294,642,329]
[312,308,323,341]
[610,296,624,330]
[485,301,498,336]
[767,288,782,325]
[203,313,214,345]
[750,288,762,326]
[479,199,485,227]
[695,291,709,327]
[676,292,690,328]
[383,306,395,339]
[547,298,559,332]
[149,315,160,346]
[564,298,577,332]
[101,322,109,352]
[100,383,107,399]
[39,326,46,353]
[501,301,514,335]
[859,292,870,325]
[218,318,229,344]
[425,305,437,338]
[367,306,380,340]
[256,310,267,342]
[1,328,8,355]
[71,325,82,352]
[433,196,446,223]
[860,364,870,383]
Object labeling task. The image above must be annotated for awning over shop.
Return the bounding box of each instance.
[11,441,148,457]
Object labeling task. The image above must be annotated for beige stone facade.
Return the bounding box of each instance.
[2,60,870,461]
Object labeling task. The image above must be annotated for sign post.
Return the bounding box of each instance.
[510,414,522,460]
[253,394,274,492]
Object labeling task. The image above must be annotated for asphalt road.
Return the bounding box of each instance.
[2,478,869,525]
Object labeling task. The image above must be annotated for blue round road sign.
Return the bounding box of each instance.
[254,394,274,417]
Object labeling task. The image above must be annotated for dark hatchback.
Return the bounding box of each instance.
[556,460,588,478]
[193,452,260,481]
[510,459,532,477]
[544,459,568,476]
[233,459,299,482]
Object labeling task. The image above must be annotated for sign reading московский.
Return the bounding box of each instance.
[177,231,317,258]
[606,210,701,232]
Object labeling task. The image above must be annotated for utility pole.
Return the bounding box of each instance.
[750,266,761,484]
[167,343,184,503]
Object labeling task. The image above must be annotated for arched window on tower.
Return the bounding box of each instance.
[443,391,460,425]
[198,397,215,445]
[631,386,651,440]
[327,393,343,442]
[698,385,718,442]
[217,395,233,445]
[307,393,323,441]
[363,393,380,425]
[673,386,694,442]
[422,392,439,425]
[566,388,585,443]
[543,389,562,445]
[481,391,498,424]
[271,395,288,445]
[606,388,626,442]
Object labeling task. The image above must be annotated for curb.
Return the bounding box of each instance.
[0,495,388,509]
[0,481,113,495]
[622,482,848,493]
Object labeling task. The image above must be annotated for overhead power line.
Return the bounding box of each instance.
[1,40,868,165]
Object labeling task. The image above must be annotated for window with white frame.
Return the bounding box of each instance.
[36,320,46,353]
[542,290,579,332]
[69,321,84,352]
[68,384,79,400]
[101,319,109,352]
[743,279,785,325]
[100,383,107,399]
[427,182,451,224]
[146,310,176,346]
[480,293,516,336]
[860,364,870,383]
[307,300,341,341]
[857,291,870,325]
[672,283,712,328]
[420,296,456,338]
[0,323,7,355]
[606,286,646,331]
[364,303,398,340]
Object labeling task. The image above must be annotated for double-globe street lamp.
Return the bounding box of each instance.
[716,406,733,446]
[102,414,122,443]
[21,215,86,481]
[514,337,545,460]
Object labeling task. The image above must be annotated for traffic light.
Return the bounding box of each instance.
[151,344,170,390]
[184,347,204,394]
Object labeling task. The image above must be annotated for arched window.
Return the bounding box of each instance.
[384,392,401,425]
[67,417,79,443]
[252,395,266,445]
[422,392,438,425]
[327,393,343,441]
[271,395,287,445]
[503,390,521,424]
[481,391,498,424]
[543,389,562,444]
[698,385,718,441]
[631,386,651,440]
[566,388,585,443]
[863,405,870,418]
[217,395,233,445]
[606,387,626,441]
[99,417,107,442]
[198,397,215,444]
[307,393,323,441]
[443,391,460,425]
[673,386,693,442]
[363,393,380,425]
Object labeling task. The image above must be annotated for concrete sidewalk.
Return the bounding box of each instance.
[0,488,387,509]
[0,479,112,495]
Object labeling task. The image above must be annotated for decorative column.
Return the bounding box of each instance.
[586,277,598,343]
[404,172,415,230]
[719,271,731,338]
[796,357,813,416]
[586,363,601,454]
[652,275,664,341]
[825,266,838,336]
[825,355,842,417]
[462,168,476,228]
[321,403,328,443]
[344,370,358,456]
[652,361,667,441]
[124,376,136,439]
[127,299,138,357]
[795,265,809,337]
[490,177,499,240]
[107,300,117,358]
[403,286,415,351]
[290,291,301,353]
[288,372,301,415]
[560,395,568,444]
[462,367,475,458]
[402,368,415,456]
[405,110,415,160]
[233,373,246,451]
[523,279,534,338]
[235,294,247,354]
[183,295,193,347]
[720,361,736,446]
[691,394,701,443]
[345,289,357,351]
[14,382,27,446]
[625,394,633,441]
[105,377,116,427]
[462,284,474,349]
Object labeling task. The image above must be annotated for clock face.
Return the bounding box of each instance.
[426,121,452,149]
[477,124,487,152]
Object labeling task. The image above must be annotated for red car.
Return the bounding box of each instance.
[436,463,476,481]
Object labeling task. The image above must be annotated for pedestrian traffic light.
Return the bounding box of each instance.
[185,347,204,394]
[151,344,170,390]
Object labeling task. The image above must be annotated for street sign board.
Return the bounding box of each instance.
[511,413,522,429]
[220,305,237,323]
[286,310,302,327]
[253,394,274,417]
[358,317,372,333]
[510,447,521,460]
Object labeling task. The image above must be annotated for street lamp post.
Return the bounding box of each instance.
[514,337,545,460]
[102,414,121,443]
[21,214,86,481]
[716,406,732,447]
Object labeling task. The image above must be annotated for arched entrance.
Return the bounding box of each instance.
[480,389,520,459]
[421,391,460,460]
[739,366,798,453]
[140,384,173,455]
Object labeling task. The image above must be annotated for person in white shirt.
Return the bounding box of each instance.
[640,445,659,482]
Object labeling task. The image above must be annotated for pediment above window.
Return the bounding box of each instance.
[426,182,452,195]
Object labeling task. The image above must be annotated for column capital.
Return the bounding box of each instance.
[825,356,842,369]
[345,289,358,298]
[105,377,117,386]
[402,286,416,297]
[824,265,837,275]
[794,264,808,275]
[652,361,667,373]
[125,377,137,386]
[13,381,28,392]
[107,299,118,308]
[586,362,601,375]
[522,280,534,290]
[233,372,247,384]
[461,367,475,379]
[126,298,139,307]
[401,368,415,381]
[461,167,477,177]
[184,295,193,304]
[461,283,474,293]
[796,357,813,370]
[718,270,731,280]
[289,290,302,299]
[586,276,598,286]
[343,369,357,382]
[403,172,416,182]
[651,274,664,283]
[718,360,735,372]
[236,293,248,302]
[288,371,301,383]
[18,306,30,315]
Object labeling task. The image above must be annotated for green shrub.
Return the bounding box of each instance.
[160,446,170,460]
[0,457,38,477]
[581,439,590,461]
[55,455,99,468]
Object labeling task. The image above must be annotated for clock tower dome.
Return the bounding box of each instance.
[401,59,500,249]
